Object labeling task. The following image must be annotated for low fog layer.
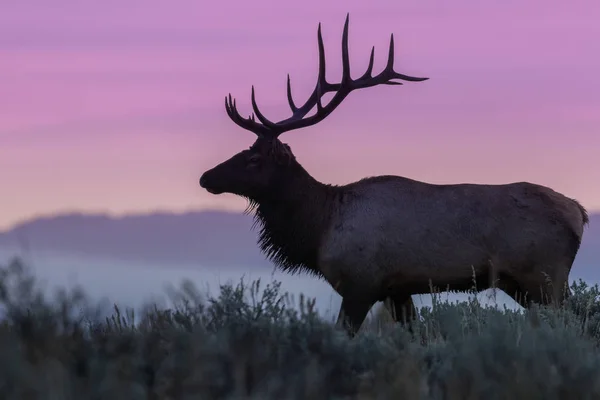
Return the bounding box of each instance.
[0,246,525,321]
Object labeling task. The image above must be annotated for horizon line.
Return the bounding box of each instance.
[2,206,599,234]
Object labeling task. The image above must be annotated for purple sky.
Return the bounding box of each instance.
[1,0,599,230]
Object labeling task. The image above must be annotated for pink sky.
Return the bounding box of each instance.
[1,0,599,230]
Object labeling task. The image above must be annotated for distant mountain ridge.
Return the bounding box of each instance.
[0,210,598,280]
[0,211,270,269]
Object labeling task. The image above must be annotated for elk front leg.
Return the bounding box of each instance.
[335,297,374,337]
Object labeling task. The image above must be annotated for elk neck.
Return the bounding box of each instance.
[251,162,341,278]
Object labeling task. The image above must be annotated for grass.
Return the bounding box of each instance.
[1,257,600,399]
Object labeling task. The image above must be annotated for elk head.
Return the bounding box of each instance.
[199,14,428,202]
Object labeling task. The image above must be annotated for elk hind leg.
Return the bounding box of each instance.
[519,276,569,308]
[505,267,570,309]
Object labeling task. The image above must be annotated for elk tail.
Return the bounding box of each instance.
[573,198,589,227]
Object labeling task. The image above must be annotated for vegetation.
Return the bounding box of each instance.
[1,257,600,399]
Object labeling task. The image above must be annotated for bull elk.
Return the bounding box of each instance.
[199,14,589,336]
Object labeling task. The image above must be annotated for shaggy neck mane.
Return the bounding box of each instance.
[247,162,341,277]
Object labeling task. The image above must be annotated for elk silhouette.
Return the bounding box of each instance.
[199,14,588,336]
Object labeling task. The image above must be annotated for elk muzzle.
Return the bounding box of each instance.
[199,171,223,195]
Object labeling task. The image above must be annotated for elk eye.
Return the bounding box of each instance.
[247,155,262,167]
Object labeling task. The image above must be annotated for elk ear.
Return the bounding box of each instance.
[273,142,295,165]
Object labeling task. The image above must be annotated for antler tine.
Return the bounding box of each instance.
[377,34,405,86]
[384,33,429,84]
[386,34,395,74]
[272,18,340,127]
[250,86,279,129]
[359,46,376,80]
[346,33,428,90]
[286,74,298,112]
[224,93,271,137]
[316,22,330,94]
[286,21,333,120]
[340,13,351,84]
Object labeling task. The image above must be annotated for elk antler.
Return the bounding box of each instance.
[224,13,428,139]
